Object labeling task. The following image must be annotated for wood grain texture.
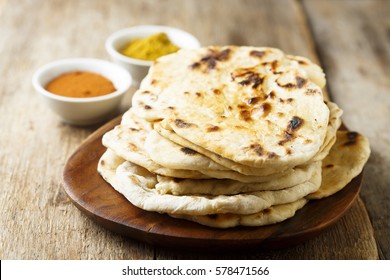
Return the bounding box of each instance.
[303,0,390,259]
[156,197,377,260]
[0,0,381,259]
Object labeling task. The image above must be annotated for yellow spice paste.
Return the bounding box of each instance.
[120,32,180,61]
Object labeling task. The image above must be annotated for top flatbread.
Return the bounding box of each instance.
[146,101,341,177]
[132,46,329,170]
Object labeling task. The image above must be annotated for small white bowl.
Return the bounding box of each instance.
[105,25,200,85]
[32,58,132,125]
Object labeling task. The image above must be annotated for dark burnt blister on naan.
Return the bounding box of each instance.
[190,47,233,72]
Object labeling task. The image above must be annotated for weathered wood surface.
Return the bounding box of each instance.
[0,0,386,259]
[303,0,390,260]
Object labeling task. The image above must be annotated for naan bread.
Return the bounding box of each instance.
[308,130,370,199]
[148,101,341,177]
[97,149,125,189]
[97,45,370,229]
[133,46,330,170]
[155,162,321,195]
[97,149,310,228]
[147,127,306,183]
[311,101,343,161]
[112,159,321,216]
[170,199,308,228]
[145,129,228,171]
[102,110,210,179]
[155,122,293,176]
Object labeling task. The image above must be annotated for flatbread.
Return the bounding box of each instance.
[155,122,293,176]
[97,149,310,228]
[147,128,313,183]
[97,45,369,229]
[155,162,321,195]
[169,199,308,228]
[132,46,330,169]
[145,129,228,171]
[97,129,370,227]
[149,101,341,177]
[112,159,321,216]
[97,148,125,188]
[308,130,370,199]
[311,101,343,161]
[102,110,210,179]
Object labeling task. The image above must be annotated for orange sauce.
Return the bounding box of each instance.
[45,71,116,98]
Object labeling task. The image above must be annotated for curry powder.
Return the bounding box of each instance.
[120,32,180,61]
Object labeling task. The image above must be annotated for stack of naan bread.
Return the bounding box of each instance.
[98,46,370,228]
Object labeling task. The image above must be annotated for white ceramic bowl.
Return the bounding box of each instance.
[105,25,200,85]
[32,58,132,125]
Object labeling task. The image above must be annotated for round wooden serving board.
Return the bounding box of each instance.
[63,115,362,251]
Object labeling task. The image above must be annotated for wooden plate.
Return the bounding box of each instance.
[63,116,362,251]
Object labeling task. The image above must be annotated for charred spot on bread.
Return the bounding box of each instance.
[296,76,307,88]
[344,132,359,146]
[173,178,185,183]
[239,109,252,121]
[296,59,308,65]
[175,119,194,128]
[180,147,197,155]
[277,76,307,89]
[249,50,266,58]
[259,102,272,117]
[247,97,261,105]
[267,152,279,159]
[207,125,220,132]
[190,47,232,72]
[249,143,264,156]
[289,116,303,130]
[189,62,201,69]
[267,91,276,99]
[279,116,304,145]
[231,69,264,89]
[213,88,222,95]
[263,208,272,214]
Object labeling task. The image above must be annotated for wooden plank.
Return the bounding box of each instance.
[303,0,389,259]
[156,198,377,259]
[0,0,152,259]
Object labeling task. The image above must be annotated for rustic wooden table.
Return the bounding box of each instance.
[0,0,388,260]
